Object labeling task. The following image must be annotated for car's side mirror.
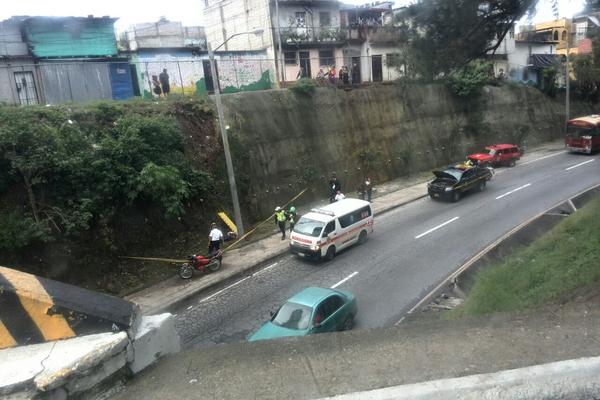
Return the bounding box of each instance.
[313,322,321,328]
[269,310,275,317]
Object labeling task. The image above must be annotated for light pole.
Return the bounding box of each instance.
[565,19,571,135]
[208,28,264,236]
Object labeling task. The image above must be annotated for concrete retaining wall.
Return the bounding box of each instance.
[220,84,594,215]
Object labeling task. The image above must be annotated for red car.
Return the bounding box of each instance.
[467,144,521,167]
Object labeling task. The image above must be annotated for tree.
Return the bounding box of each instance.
[393,0,538,80]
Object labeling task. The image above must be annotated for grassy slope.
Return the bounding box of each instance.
[453,196,600,317]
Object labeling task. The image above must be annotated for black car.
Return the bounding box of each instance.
[427,165,492,202]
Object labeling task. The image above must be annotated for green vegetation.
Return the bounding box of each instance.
[453,197,600,317]
[446,60,495,97]
[290,78,317,96]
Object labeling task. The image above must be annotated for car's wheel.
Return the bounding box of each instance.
[452,191,461,202]
[477,181,486,192]
[341,316,354,331]
[508,159,516,167]
[429,194,437,200]
[179,264,193,279]
[357,230,367,245]
[325,246,336,261]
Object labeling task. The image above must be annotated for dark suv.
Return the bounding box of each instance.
[428,165,493,202]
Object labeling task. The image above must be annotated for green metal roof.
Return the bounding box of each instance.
[23,17,118,58]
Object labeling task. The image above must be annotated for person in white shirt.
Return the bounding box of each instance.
[334,190,346,202]
[208,223,224,254]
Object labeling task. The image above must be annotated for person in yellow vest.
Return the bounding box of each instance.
[275,206,287,240]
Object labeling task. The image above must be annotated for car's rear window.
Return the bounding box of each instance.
[272,302,312,330]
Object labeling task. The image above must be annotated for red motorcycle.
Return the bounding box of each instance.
[178,249,224,279]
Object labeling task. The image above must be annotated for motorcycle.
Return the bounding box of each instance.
[178,249,224,279]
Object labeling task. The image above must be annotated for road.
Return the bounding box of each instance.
[171,151,600,349]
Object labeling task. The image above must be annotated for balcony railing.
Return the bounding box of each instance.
[276,25,406,45]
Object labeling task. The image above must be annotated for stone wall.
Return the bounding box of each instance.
[220,83,591,216]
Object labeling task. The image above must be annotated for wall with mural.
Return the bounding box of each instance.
[130,49,273,98]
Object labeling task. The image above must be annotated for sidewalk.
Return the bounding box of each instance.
[126,140,566,315]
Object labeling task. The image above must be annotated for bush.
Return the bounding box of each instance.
[290,78,316,96]
[446,60,494,97]
[0,211,51,252]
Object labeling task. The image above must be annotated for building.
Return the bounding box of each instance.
[0,18,41,105]
[486,26,516,79]
[203,0,403,85]
[123,19,271,96]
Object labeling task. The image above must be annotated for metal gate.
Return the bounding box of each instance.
[14,71,38,105]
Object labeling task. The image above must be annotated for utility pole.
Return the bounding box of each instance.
[565,19,571,135]
[274,0,286,87]
[208,43,245,236]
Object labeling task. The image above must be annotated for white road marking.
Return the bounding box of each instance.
[394,316,406,326]
[495,183,531,200]
[187,305,193,310]
[519,150,566,166]
[252,262,279,277]
[565,159,595,171]
[331,271,359,289]
[568,199,577,212]
[415,217,460,239]
[199,276,251,303]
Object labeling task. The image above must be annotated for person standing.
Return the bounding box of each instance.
[275,206,287,240]
[287,206,298,234]
[334,190,346,202]
[152,75,162,97]
[363,176,373,202]
[208,223,224,254]
[159,68,170,96]
[329,173,341,203]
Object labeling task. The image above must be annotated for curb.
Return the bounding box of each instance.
[139,191,430,315]
[404,182,600,317]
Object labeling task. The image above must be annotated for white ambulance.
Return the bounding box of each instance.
[290,198,374,260]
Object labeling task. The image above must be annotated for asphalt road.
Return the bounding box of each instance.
[172,151,600,349]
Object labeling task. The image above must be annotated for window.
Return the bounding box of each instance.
[338,206,371,228]
[323,221,335,237]
[319,11,331,27]
[385,53,401,66]
[272,302,312,330]
[284,51,297,65]
[295,11,306,27]
[553,31,559,41]
[319,49,334,66]
[315,295,344,323]
[561,30,567,41]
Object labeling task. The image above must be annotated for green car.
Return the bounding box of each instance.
[248,287,357,342]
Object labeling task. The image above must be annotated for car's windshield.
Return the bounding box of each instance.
[567,125,598,137]
[272,302,312,330]
[486,148,496,156]
[293,217,325,237]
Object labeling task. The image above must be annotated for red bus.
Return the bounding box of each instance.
[566,115,600,154]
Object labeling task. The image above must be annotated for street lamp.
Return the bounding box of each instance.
[208,28,263,237]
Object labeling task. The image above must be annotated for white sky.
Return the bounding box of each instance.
[0,0,587,33]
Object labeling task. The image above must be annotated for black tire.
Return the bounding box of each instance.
[341,316,354,331]
[477,180,486,192]
[357,230,367,245]
[179,264,193,279]
[207,259,221,272]
[325,246,336,261]
[452,191,461,202]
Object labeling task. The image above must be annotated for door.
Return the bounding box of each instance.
[372,55,383,82]
[130,64,141,96]
[109,63,135,100]
[321,221,336,256]
[312,295,346,333]
[14,71,38,105]
[351,56,361,83]
[202,60,217,93]
[299,51,311,78]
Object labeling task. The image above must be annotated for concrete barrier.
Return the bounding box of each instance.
[320,356,600,400]
[0,314,180,398]
[0,266,140,349]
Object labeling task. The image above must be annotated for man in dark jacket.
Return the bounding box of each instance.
[329,173,341,203]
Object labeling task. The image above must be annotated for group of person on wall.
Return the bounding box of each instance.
[297,63,359,86]
[329,173,373,204]
[151,68,171,97]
